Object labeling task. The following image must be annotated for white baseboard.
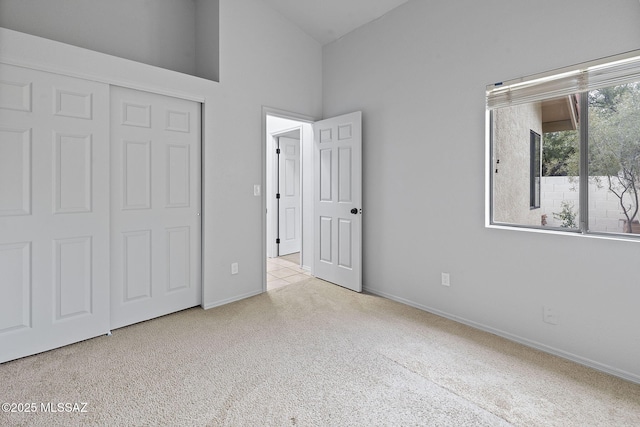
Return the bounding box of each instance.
[364,286,640,385]
[202,289,263,310]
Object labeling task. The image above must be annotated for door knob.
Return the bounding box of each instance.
[350,208,358,214]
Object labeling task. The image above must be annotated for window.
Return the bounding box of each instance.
[488,51,640,236]
[530,130,541,209]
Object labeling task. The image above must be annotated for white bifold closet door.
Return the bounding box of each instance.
[0,63,110,363]
[109,86,201,330]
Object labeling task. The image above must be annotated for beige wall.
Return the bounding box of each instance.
[492,103,543,226]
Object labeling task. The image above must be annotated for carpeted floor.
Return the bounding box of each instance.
[1,278,639,426]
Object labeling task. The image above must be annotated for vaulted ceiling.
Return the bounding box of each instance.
[260,0,411,45]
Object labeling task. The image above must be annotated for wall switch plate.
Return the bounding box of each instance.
[253,185,261,196]
[231,262,239,275]
[441,272,450,286]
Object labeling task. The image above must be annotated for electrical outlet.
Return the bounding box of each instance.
[543,305,558,325]
[253,185,261,196]
[231,262,239,275]
[441,272,450,287]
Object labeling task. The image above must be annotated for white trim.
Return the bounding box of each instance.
[485,110,492,228]
[202,289,263,310]
[486,223,640,244]
[263,106,317,124]
[1,55,208,104]
[0,28,215,102]
[364,286,640,385]
[271,126,304,138]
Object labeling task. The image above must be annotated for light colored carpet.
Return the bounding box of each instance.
[1,278,639,426]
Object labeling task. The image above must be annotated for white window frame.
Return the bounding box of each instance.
[486,49,640,239]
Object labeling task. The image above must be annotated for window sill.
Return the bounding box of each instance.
[486,223,640,243]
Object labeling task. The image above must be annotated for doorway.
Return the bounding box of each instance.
[264,111,314,290]
[262,108,363,293]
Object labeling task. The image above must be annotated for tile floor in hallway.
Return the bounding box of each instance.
[267,253,313,290]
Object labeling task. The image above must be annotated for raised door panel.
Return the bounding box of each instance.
[338,219,353,269]
[319,216,332,263]
[122,230,152,301]
[122,102,151,128]
[285,208,296,240]
[319,148,333,202]
[167,226,190,292]
[54,133,92,213]
[0,79,31,112]
[122,140,151,210]
[54,237,93,320]
[166,110,190,133]
[338,147,352,203]
[285,158,296,196]
[166,144,190,208]
[0,242,31,333]
[54,88,93,120]
[0,128,31,216]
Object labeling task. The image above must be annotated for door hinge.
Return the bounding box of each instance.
[276,148,281,154]
[276,193,280,199]
[276,238,280,244]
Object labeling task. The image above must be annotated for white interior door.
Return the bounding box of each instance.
[278,136,301,256]
[110,86,201,330]
[0,64,110,363]
[313,111,362,292]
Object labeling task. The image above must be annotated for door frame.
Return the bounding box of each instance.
[262,107,317,291]
[0,28,217,306]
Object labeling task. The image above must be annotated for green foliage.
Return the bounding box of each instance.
[588,85,629,113]
[588,83,640,230]
[553,201,578,228]
[541,84,640,230]
[588,84,639,174]
[541,84,640,180]
[542,130,579,176]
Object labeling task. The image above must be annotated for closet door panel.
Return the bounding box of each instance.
[0,64,109,363]
[110,86,201,330]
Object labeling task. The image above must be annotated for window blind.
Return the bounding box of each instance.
[486,51,640,110]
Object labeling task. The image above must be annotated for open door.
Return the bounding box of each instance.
[313,111,362,292]
[277,135,301,256]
